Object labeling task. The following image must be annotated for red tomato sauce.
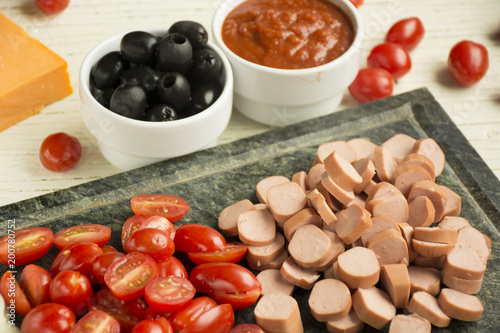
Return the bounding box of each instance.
[222,0,354,69]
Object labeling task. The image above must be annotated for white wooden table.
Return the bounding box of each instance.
[0,0,498,207]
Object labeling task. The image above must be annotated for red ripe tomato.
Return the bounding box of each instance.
[49,270,93,317]
[348,68,394,103]
[174,224,226,253]
[39,132,81,172]
[92,251,125,284]
[104,252,159,301]
[35,0,70,15]
[187,242,247,264]
[385,17,425,51]
[71,310,121,333]
[179,304,234,333]
[157,256,188,279]
[132,318,174,333]
[21,303,76,333]
[229,324,265,333]
[367,42,412,80]
[130,194,190,222]
[448,40,489,85]
[19,264,52,307]
[349,0,363,8]
[0,226,53,266]
[167,296,217,331]
[50,242,103,285]
[0,271,32,315]
[101,245,119,253]
[126,228,175,262]
[210,288,262,311]
[53,224,111,250]
[145,276,196,313]
[122,215,176,253]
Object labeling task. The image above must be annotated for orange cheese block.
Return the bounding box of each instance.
[0,13,72,132]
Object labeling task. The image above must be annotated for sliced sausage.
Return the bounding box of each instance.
[307,163,326,190]
[266,181,308,226]
[360,215,400,246]
[321,172,355,206]
[398,222,418,264]
[218,199,255,237]
[288,224,332,268]
[280,256,320,290]
[401,153,436,181]
[367,191,409,224]
[412,239,455,258]
[256,269,295,296]
[438,288,484,322]
[388,314,431,333]
[337,247,380,289]
[283,208,323,241]
[246,248,289,271]
[441,269,483,294]
[309,279,352,322]
[407,266,442,296]
[408,180,447,223]
[407,196,435,228]
[326,307,365,333]
[352,286,396,330]
[454,226,491,261]
[393,164,433,198]
[315,182,343,212]
[292,170,308,192]
[374,145,398,183]
[314,230,345,271]
[317,140,357,164]
[440,185,461,217]
[237,209,276,246]
[352,158,376,194]
[407,291,451,328]
[335,203,372,244]
[411,138,445,177]
[365,229,409,266]
[443,237,488,281]
[324,151,363,192]
[380,264,411,309]
[365,181,398,205]
[347,137,377,161]
[412,254,445,270]
[438,216,471,231]
[246,232,286,268]
[254,293,303,333]
[363,179,378,196]
[413,227,458,244]
[346,193,368,209]
[256,175,290,204]
[306,189,337,226]
[382,133,417,161]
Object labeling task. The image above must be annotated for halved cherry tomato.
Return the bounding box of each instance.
[101,245,119,253]
[174,224,226,253]
[179,304,234,333]
[144,276,196,313]
[19,264,52,307]
[210,288,262,311]
[0,271,31,315]
[367,42,412,80]
[39,132,81,172]
[130,194,190,222]
[229,324,265,333]
[167,296,217,332]
[122,215,176,253]
[157,256,188,279]
[132,317,173,333]
[21,303,75,333]
[126,228,175,262]
[104,252,159,301]
[35,0,70,15]
[49,270,93,317]
[385,17,425,52]
[348,67,394,103]
[50,242,103,285]
[187,242,247,264]
[448,40,489,85]
[0,227,53,266]
[71,310,121,333]
[92,251,126,284]
[53,224,111,250]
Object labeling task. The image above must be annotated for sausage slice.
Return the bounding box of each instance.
[347,137,377,161]
[237,209,276,246]
[266,181,308,226]
[321,172,355,206]
[256,269,295,297]
[393,164,433,198]
[407,196,435,228]
[407,291,451,328]
[256,175,290,204]
[411,138,445,177]
[413,227,458,244]
[324,151,363,192]
[352,286,396,330]
[388,314,431,333]
[254,293,303,333]
[408,180,447,223]
[412,239,455,258]
[365,229,409,266]
[382,133,417,161]
[292,171,308,192]
[246,232,286,268]
[314,230,345,272]
[326,307,365,333]
[335,203,372,244]
[401,153,436,181]
[438,216,471,231]
[407,266,442,296]
[309,279,352,322]
[280,256,320,290]
[317,140,357,164]
[352,158,377,194]
[440,185,461,217]
[307,163,326,190]
[438,288,484,322]
[337,247,380,289]
[374,145,398,183]
[288,224,332,268]
[306,190,337,226]
[218,199,255,237]
[283,208,323,241]
[380,264,411,308]
[361,215,400,246]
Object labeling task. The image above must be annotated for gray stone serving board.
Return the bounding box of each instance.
[1,88,499,332]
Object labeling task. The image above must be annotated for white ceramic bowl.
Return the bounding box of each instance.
[79,28,233,170]
[212,0,363,126]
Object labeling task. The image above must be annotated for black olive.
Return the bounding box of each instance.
[156,33,193,74]
[191,81,222,111]
[188,48,223,82]
[156,72,191,111]
[144,104,178,121]
[109,84,148,119]
[168,20,208,51]
[120,66,160,92]
[94,87,115,108]
[120,31,158,65]
[91,51,129,89]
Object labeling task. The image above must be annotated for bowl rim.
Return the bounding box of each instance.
[79,27,233,129]
[211,0,363,75]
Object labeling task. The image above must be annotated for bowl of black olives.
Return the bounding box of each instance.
[79,21,233,170]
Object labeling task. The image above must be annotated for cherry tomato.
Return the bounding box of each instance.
[179,304,234,333]
[385,17,425,51]
[187,242,247,264]
[92,251,126,284]
[126,228,175,262]
[122,215,176,253]
[157,256,188,279]
[71,310,121,333]
[0,226,53,266]
[130,194,190,222]
[39,132,82,172]
[0,271,32,315]
[174,224,226,253]
[19,264,52,307]
[35,0,70,15]
[145,276,196,313]
[348,68,394,103]
[367,42,412,80]
[448,40,489,85]
[50,242,103,285]
[89,289,147,333]
[229,324,265,333]
[104,252,159,301]
[132,317,174,333]
[167,296,217,332]
[101,245,119,253]
[49,270,93,316]
[53,224,111,250]
[21,303,76,333]
[349,0,363,8]
[144,307,168,321]
[210,288,262,311]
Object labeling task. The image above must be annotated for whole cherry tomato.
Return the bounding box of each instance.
[50,242,103,285]
[349,0,363,8]
[0,226,53,266]
[92,251,125,284]
[121,215,176,253]
[179,303,234,333]
[157,256,189,279]
[167,297,217,331]
[21,303,76,333]
[367,42,412,80]
[385,17,425,51]
[19,264,52,307]
[130,194,190,222]
[126,228,175,262]
[144,276,196,313]
[187,242,247,264]
[53,224,111,250]
[0,271,32,315]
[174,224,226,253]
[39,132,82,172]
[348,68,394,103]
[71,310,121,333]
[448,40,489,85]
[132,317,173,333]
[49,270,93,316]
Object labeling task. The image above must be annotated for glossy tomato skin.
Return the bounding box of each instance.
[131,318,174,333]
[144,276,196,313]
[53,224,111,250]
[71,310,121,333]
[21,303,76,333]
[229,324,265,333]
[167,296,217,332]
[35,0,70,15]
[50,242,103,285]
[367,42,412,80]
[49,270,93,316]
[39,132,81,172]
[157,256,188,279]
[174,224,226,253]
[122,215,176,253]
[448,40,489,85]
[385,17,425,51]
[92,251,126,284]
[126,228,175,262]
[179,304,234,333]
[187,242,247,264]
[19,264,52,307]
[0,226,53,266]
[101,245,119,253]
[348,67,394,103]
[130,194,190,222]
[104,252,159,301]
[210,288,262,310]
[0,271,32,315]
[349,0,363,8]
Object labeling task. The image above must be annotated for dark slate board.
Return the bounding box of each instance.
[1,88,499,332]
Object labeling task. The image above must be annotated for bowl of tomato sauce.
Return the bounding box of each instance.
[212,0,363,126]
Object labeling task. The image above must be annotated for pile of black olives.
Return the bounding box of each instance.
[89,21,224,121]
